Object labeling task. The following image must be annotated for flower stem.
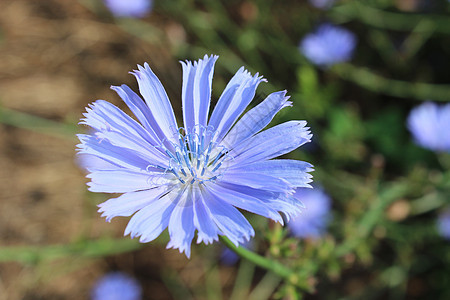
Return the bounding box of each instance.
[219,236,312,292]
[332,63,450,102]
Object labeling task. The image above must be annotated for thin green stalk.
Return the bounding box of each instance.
[219,236,312,292]
[205,264,223,300]
[0,238,142,264]
[331,2,450,34]
[229,259,255,300]
[0,106,77,139]
[248,271,281,300]
[332,63,450,102]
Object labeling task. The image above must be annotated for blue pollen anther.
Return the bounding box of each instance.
[165,149,177,162]
[170,169,185,184]
[212,162,222,172]
[175,151,183,164]
[201,166,206,176]
[166,127,230,185]
[211,151,223,166]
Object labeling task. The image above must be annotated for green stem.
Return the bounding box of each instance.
[0,238,142,264]
[332,63,450,102]
[0,106,77,139]
[331,2,449,34]
[219,236,311,292]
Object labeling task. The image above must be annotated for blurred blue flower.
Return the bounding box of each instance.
[103,0,153,18]
[288,187,331,238]
[91,272,142,300]
[308,0,335,9]
[300,24,357,66]
[407,102,450,152]
[437,211,450,240]
[77,55,313,258]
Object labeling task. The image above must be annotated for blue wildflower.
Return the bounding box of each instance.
[407,102,450,152]
[437,210,450,240]
[300,24,357,66]
[77,55,313,258]
[103,0,153,18]
[91,272,142,300]
[308,0,335,9]
[288,187,331,239]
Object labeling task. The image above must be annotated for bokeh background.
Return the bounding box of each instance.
[0,0,449,299]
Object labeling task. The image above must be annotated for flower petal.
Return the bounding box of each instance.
[181,55,218,131]
[222,91,291,150]
[87,169,172,193]
[267,194,305,222]
[124,189,180,242]
[131,63,178,143]
[98,186,172,222]
[213,182,303,222]
[93,130,168,168]
[193,189,220,245]
[81,100,158,147]
[77,153,120,172]
[206,182,283,223]
[203,188,255,246]
[80,100,168,166]
[111,85,162,144]
[77,134,152,171]
[166,188,196,258]
[229,159,314,188]
[228,121,312,166]
[220,171,293,193]
[208,67,266,143]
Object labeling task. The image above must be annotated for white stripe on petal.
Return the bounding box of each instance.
[98,186,172,222]
[167,188,196,258]
[132,63,178,143]
[222,91,291,150]
[181,55,218,131]
[88,170,172,193]
[228,121,312,166]
[208,68,266,143]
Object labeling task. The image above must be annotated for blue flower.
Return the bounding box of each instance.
[308,0,335,9]
[299,24,357,66]
[288,187,331,239]
[437,210,450,240]
[407,102,450,152]
[103,0,153,18]
[77,55,313,258]
[91,272,142,300]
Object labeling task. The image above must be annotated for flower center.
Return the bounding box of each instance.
[162,126,230,185]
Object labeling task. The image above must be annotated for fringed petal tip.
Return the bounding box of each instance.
[225,233,255,248]
[196,234,219,245]
[165,240,192,259]
[179,54,219,67]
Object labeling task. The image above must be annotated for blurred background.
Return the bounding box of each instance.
[0,0,449,299]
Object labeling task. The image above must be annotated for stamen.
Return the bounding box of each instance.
[170,169,185,184]
[162,126,229,186]
[165,149,177,162]
[212,162,222,172]
[211,149,226,166]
